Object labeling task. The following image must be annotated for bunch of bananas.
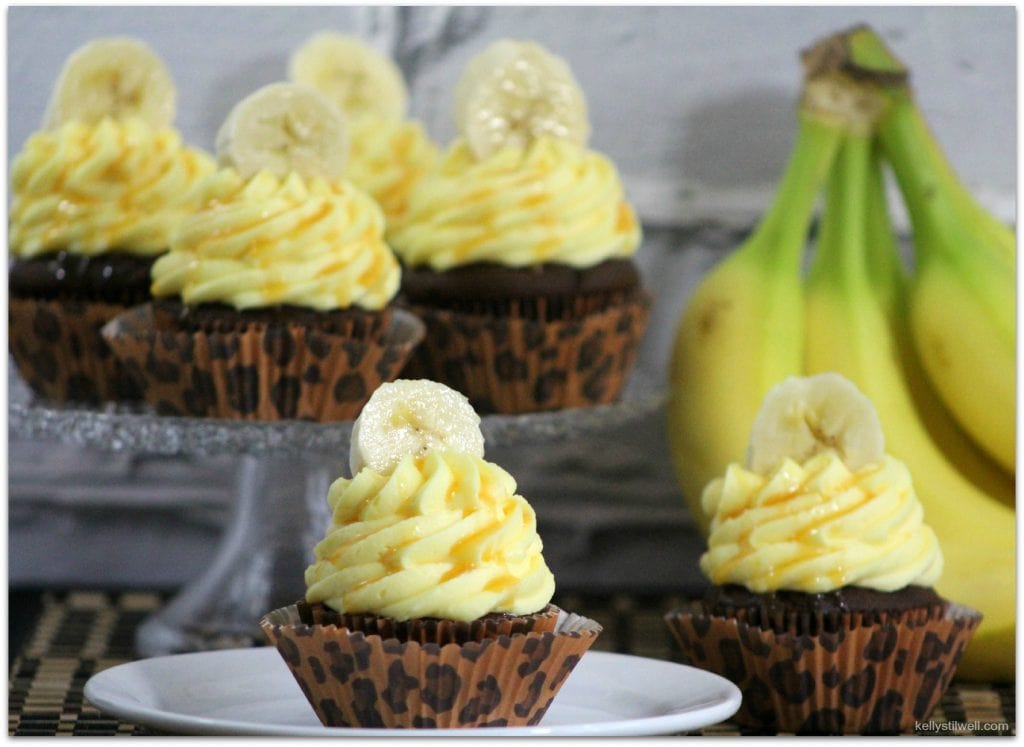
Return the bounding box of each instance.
[666,25,1015,682]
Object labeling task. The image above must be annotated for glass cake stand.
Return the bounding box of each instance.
[9,371,665,657]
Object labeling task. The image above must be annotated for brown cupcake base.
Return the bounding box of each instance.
[664,599,981,735]
[700,584,947,635]
[296,601,561,644]
[401,259,642,313]
[100,303,424,421]
[9,252,156,305]
[260,603,602,729]
[9,296,144,404]
[150,299,393,341]
[399,291,651,414]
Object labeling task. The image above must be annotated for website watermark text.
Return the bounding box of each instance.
[915,720,1010,734]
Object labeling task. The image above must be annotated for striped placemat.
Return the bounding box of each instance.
[8,590,1015,736]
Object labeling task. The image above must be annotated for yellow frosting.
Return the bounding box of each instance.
[388,136,641,270]
[150,169,401,311]
[345,115,439,237]
[9,117,215,258]
[700,451,943,593]
[305,450,556,621]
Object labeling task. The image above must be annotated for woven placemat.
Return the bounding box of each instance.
[9,591,163,736]
[7,590,1016,736]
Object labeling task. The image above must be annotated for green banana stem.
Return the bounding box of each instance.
[841,25,1013,263]
[808,132,871,293]
[804,25,1013,264]
[878,99,1015,261]
[735,102,851,385]
[804,24,1014,345]
[844,24,905,77]
[739,109,845,274]
[862,142,904,298]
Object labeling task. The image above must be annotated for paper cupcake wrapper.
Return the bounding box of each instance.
[664,601,982,735]
[260,604,602,729]
[399,291,651,414]
[295,601,562,644]
[9,296,144,404]
[100,304,424,421]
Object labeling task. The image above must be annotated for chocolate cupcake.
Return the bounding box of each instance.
[388,40,650,414]
[667,587,980,735]
[261,603,599,730]
[665,374,981,735]
[102,83,424,421]
[8,38,215,404]
[260,379,602,728]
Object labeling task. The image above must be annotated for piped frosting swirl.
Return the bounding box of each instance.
[150,169,400,311]
[389,136,641,270]
[305,450,556,621]
[9,117,215,258]
[700,450,943,593]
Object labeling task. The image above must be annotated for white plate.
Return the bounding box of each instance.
[84,648,741,737]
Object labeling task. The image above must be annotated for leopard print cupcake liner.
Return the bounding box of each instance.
[399,292,652,414]
[260,604,602,729]
[664,601,982,735]
[9,296,144,405]
[100,303,424,421]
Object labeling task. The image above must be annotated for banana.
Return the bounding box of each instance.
[667,107,844,534]
[43,36,176,128]
[908,255,1016,474]
[809,26,1017,475]
[349,379,485,476]
[746,373,885,475]
[889,105,1016,476]
[454,39,590,160]
[215,82,348,180]
[288,32,408,121]
[804,131,1015,683]
[862,144,1015,508]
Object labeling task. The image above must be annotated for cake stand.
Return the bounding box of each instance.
[9,372,664,657]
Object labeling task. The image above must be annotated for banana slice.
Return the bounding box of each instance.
[289,32,408,121]
[454,39,590,160]
[43,37,176,129]
[746,372,886,474]
[350,379,486,476]
[215,82,348,180]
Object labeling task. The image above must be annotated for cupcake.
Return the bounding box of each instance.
[8,37,215,404]
[664,373,981,735]
[101,82,423,421]
[260,379,602,728]
[288,32,440,238]
[387,39,651,414]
